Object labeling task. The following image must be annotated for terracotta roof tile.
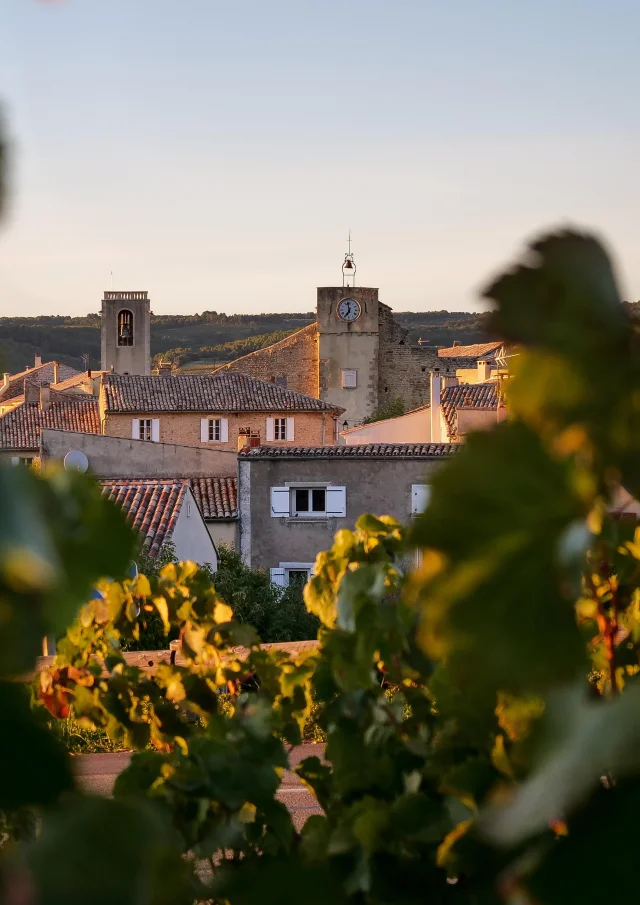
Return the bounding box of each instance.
[0,362,81,402]
[100,479,187,557]
[238,443,458,459]
[437,341,503,360]
[0,392,101,450]
[101,373,342,414]
[441,382,498,440]
[190,476,237,519]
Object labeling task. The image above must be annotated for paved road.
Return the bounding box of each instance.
[74,744,324,831]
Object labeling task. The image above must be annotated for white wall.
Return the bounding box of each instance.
[172,488,218,568]
[342,406,431,445]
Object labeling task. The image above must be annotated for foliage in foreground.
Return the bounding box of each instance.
[2,229,640,905]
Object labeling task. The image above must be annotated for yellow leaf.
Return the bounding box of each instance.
[238,802,257,824]
[491,734,514,779]
[213,602,234,624]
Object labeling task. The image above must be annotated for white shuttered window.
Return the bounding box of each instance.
[411,484,431,515]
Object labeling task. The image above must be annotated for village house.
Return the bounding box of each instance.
[98,372,343,448]
[236,442,458,584]
[341,367,503,446]
[101,478,217,568]
[0,355,81,415]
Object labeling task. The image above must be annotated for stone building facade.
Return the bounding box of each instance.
[99,373,343,449]
[213,282,454,428]
[101,290,151,376]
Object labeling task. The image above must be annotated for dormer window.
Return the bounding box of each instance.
[117,309,134,347]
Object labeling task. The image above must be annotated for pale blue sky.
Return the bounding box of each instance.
[1,0,639,315]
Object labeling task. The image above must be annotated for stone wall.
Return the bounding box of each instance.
[103,410,335,448]
[212,324,318,397]
[41,429,238,478]
[376,304,439,412]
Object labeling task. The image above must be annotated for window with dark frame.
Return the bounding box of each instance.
[287,569,309,589]
[139,419,152,441]
[292,486,326,516]
[274,418,287,440]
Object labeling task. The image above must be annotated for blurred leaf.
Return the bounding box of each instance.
[0,682,73,809]
[24,797,194,905]
[482,681,640,845]
[410,421,588,695]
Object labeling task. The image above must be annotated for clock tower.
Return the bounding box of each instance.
[317,243,380,428]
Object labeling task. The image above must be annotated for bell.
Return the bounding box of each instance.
[343,258,354,269]
[120,323,131,339]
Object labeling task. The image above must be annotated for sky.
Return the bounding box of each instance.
[1,0,640,316]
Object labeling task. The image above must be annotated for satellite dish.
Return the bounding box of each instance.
[64,449,89,473]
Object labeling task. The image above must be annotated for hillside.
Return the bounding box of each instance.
[0,310,490,374]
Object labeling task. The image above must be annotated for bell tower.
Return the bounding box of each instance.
[100,291,151,375]
[317,238,380,428]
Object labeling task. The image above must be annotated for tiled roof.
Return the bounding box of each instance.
[190,476,238,519]
[437,341,503,360]
[238,443,458,459]
[0,392,101,450]
[441,382,498,440]
[0,362,81,402]
[53,370,106,393]
[101,373,342,414]
[101,479,187,557]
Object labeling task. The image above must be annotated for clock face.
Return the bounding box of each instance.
[337,297,361,322]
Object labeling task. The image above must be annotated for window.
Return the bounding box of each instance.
[117,309,134,347]
[200,417,228,443]
[266,416,294,442]
[270,485,346,518]
[132,418,159,442]
[341,368,358,389]
[293,486,326,516]
[270,563,315,587]
[10,457,32,467]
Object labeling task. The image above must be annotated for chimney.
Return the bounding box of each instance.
[34,353,42,368]
[39,383,51,411]
[430,369,442,443]
[443,369,458,388]
[24,380,40,405]
[53,362,60,384]
[477,360,490,382]
[157,361,173,377]
[2,373,10,389]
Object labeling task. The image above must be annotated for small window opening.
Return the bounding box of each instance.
[118,310,134,347]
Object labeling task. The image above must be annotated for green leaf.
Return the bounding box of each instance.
[482,681,640,846]
[410,421,588,695]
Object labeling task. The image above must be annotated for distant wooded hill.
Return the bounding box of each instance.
[0,309,491,374]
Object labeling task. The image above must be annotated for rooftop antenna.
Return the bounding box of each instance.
[342,230,356,288]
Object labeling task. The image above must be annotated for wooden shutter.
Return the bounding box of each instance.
[286,416,295,441]
[131,418,140,440]
[151,419,160,442]
[270,487,290,517]
[266,417,275,441]
[270,567,287,587]
[220,418,229,443]
[411,484,431,514]
[200,418,209,442]
[326,486,346,517]
[10,456,19,466]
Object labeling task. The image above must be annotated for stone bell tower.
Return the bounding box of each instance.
[317,239,380,427]
[100,291,151,375]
